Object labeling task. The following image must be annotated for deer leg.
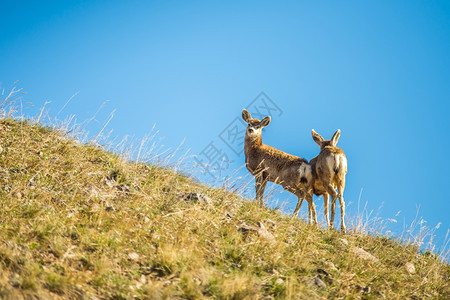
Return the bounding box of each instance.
[324,183,338,229]
[337,181,346,234]
[330,196,337,229]
[292,197,304,218]
[323,193,330,229]
[307,193,318,225]
[308,204,312,223]
[291,190,313,222]
[255,174,268,207]
[291,187,305,218]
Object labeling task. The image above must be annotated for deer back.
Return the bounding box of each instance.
[246,143,312,186]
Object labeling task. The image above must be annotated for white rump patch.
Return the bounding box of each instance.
[340,155,348,172]
[299,163,312,181]
[326,154,347,173]
[326,156,335,171]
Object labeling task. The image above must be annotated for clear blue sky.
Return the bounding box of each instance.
[2,1,449,253]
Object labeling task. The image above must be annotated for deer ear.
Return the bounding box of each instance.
[260,116,271,127]
[242,109,252,123]
[311,129,324,146]
[331,129,341,146]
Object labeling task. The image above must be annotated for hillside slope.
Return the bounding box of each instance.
[0,118,448,299]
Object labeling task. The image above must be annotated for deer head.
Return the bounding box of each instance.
[311,129,341,150]
[242,109,271,141]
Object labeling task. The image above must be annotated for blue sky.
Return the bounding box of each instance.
[1,1,449,252]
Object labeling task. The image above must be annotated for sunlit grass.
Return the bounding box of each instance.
[0,91,448,298]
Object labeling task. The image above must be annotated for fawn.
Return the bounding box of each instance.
[309,129,348,233]
[242,109,317,224]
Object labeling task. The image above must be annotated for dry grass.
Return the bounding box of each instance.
[0,116,448,299]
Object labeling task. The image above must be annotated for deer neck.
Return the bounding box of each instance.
[244,135,262,154]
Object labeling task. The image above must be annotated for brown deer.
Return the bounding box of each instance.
[242,109,317,224]
[309,129,348,233]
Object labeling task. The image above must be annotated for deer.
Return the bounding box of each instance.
[241,109,318,225]
[308,129,348,233]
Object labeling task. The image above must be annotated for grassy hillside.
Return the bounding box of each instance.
[0,118,448,299]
